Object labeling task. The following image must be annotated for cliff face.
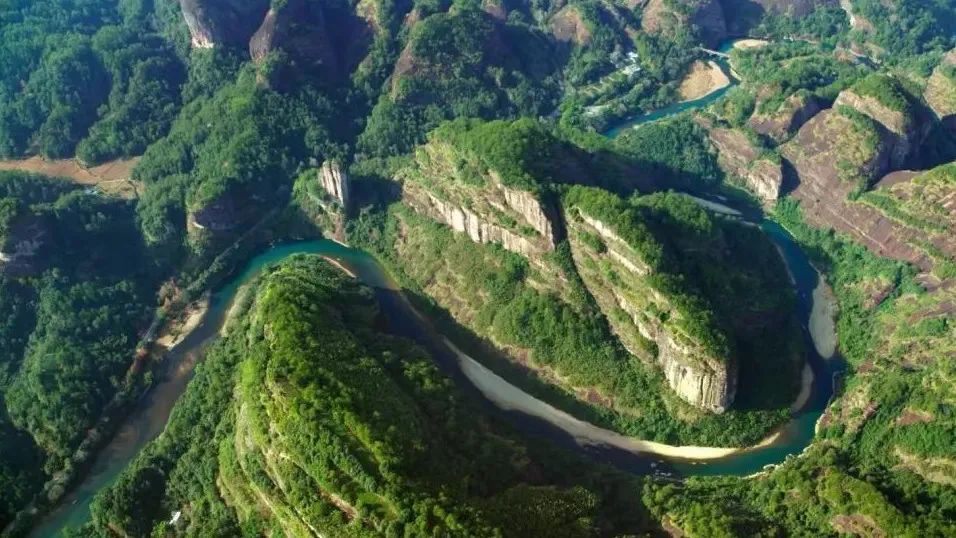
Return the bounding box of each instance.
[707,126,783,203]
[179,0,270,49]
[0,215,46,276]
[564,205,736,413]
[188,193,243,232]
[248,0,340,76]
[641,0,727,48]
[399,142,559,261]
[833,88,927,169]
[782,109,939,271]
[319,160,349,209]
[925,51,956,129]
[749,92,822,142]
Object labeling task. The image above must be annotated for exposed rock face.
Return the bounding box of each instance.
[565,208,736,412]
[723,0,838,33]
[782,109,937,271]
[0,216,45,275]
[248,0,339,76]
[188,195,242,232]
[641,0,727,48]
[179,0,270,49]
[708,126,783,203]
[402,183,557,260]
[925,51,956,129]
[833,89,926,169]
[749,92,822,142]
[550,6,592,44]
[319,160,350,209]
[398,141,559,260]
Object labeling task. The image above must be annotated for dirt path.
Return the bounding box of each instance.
[0,156,141,198]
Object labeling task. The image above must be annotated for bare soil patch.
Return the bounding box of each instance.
[0,156,141,198]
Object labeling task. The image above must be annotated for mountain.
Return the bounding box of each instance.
[0,0,954,536]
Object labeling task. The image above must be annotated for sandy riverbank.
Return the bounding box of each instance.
[321,256,359,279]
[733,39,770,50]
[679,60,731,101]
[154,296,211,350]
[447,337,789,460]
[791,363,814,413]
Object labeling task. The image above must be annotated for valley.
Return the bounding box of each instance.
[0,0,953,536]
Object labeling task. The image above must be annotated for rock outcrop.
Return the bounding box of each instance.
[0,215,45,275]
[782,109,937,271]
[398,138,559,261]
[833,86,927,169]
[925,50,956,129]
[319,160,350,209]
[641,0,727,48]
[179,0,270,49]
[564,205,736,412]
[248,0,339,76]
[188,194,242,232]
[749,92,822,142]
[402,181,558,260]
[722,0,839,33]
[707,126,783,203]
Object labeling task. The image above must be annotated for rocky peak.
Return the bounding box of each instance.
[833,80,930,169]
[641,0,727,48]
[179,0,271,49]
[319,160,350,209]
[562,199,736,413]
[248,0,340,77]
[706,125,783,204]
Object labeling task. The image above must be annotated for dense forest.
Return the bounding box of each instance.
[0,0,953,536]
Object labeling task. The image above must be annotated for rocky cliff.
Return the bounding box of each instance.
[0,214,45,276]
[925,50,956,129]
[749,92,822,142]
[722,0,839,34]
[707,125,783,203]
[399,141,559,261]
[782,108,939,271]
[187,193,243,232]
[179,0,270,49]
[641,0,727,48]
[563,191,737,412]
[832,82,927,169]
[319,160,349,209]
[248,0,340,76]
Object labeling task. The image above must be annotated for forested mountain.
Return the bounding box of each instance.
[0,0,953,536]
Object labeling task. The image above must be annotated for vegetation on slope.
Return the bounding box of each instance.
[0,171,155,528]
[643,200,954,537]
[84,255,657,537]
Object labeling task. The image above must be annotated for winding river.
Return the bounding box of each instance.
[31,38,847,536]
